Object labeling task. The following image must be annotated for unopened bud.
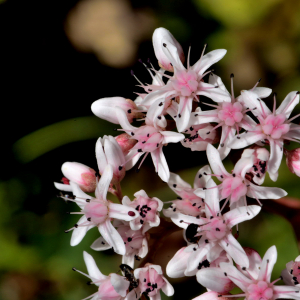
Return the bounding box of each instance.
[152,27,185,72]
[286,148,300,177]
[91,97,143,124]
[61,162,96,193]
[115,133,138,155]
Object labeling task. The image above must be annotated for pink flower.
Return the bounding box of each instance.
[134,264,174,300]
[194,74,269,159]
[91,220,149,268]
[169,178,261,273]
[202,144,286,208]
[116,106,184,182]
[230,90,300,181]
[213,246,300,300]
[163,165,212,219]
[74,251,130,300]
[61,165,138,255]
[281,255,300,286]
[285,148,300,177]
[115,133,138,156]
[122,190,163,233]
[140,33,229,132]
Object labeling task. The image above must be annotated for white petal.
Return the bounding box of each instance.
[194,110,220,124]
[218,126,236,160]
[175,96,193,133]
[90,237,112,251]
[204,179,220,217]
[276,91,299,119]
[194,165,212,188]
[193,49,227,76]
[96,137,108,175]
[95,164,113,200]
[161,131,185,144]
[166,247,190,278]
[109,203,138,221]
[273,285,300,300]
[219,262,252,291]
[99,221,126,255]
[206,144,230,177]
[239,90,271,117]
[54,182,72,192]
[83,251,107,281]
[153,27,184,72]
[219,234,249,268]
[247,182,287,199]
[229,131,266,149]
[168,172,192,191]
[151,147,170,182]
[105,138,125,173]
[71,216,95,246]
[268,139,283,177]
[208,74,229,94]
[233,156,253,178]
[161,39,185,71]
[110,273,130,297]
[251,87,272,99]
[185,243,212,276]
[198,83,231,103]
[122,254,135,269]
[224,205,261,228]
[257,245,277,282]
[70,182,92,207]
[161,277,174,296]
[196,267,233,293]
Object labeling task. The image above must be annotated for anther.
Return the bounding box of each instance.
[128,109,132,113]
[230,73,234,78]
[87,217,91,221]
[173,184,177,188]
[199,174,202,178]
[72,267,77,271]
[216,228,220,231]
[86,199,90,202]
[220,143,224,147]
[128,211,136,217]
[224,272,227,276]
[242,267,246,271]
[138,149,143,152]
[178,114,181,118]
[163,43,167,47]
[159,102,163,106]
[119,166,123,171]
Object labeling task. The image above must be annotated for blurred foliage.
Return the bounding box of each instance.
[2,0,300,299]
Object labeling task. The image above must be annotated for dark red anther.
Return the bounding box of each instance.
[128,211,136,216]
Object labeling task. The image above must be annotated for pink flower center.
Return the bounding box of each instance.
[133,126,164,153]
[139,267,166,297]
[218,102,243,127]
[261,114,290,139]
[118,226,145,255]
[201,217,229,242]
[221,176,247,203]
[171,69,198,97]
[83,200,109,224]
[247,281,274,300]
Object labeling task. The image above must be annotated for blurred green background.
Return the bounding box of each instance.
[1,0,300,299]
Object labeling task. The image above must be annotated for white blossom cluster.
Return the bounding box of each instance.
[54,27,300,300]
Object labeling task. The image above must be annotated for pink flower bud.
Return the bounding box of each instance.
[285,148,300,177]
[92,97,144,124]
[152,27,185,72]
[61,162,96,193]
[115,133,137,155]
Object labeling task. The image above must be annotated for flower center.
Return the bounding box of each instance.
[201,217,229,242]
[134,126,164,153]
[221,175,247,203]
[261,114,290,139]
[218,102,243,126]
[140,268,166,297]
[83,200,109,224]
[247,281,274,300]
[171,69,198,97]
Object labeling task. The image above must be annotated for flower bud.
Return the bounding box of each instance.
[152,27,185,72]
[285,148,300,177]
[61,162,96,193]
[115,133,137,155]
[91,97,144,124]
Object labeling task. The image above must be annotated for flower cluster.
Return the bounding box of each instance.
[54,27,300,300]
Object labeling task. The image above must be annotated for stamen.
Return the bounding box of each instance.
[251,78,262,90]
[281,92,300,115]
[230,73,235,101]
[187,45,191,69]
[273,93,277,114]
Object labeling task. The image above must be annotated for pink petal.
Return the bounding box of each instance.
[257,245,277,282]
